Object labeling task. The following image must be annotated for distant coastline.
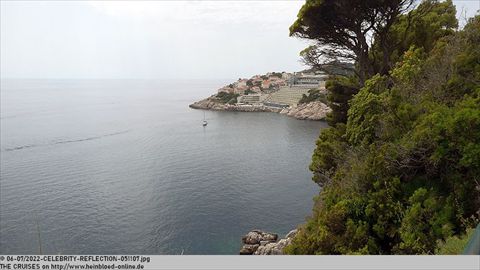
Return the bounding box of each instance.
[189,71,331,121]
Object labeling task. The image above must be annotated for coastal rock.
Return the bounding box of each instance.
[282,101,331,121]
[242,231,262,245]
[239,244,259,255]
[189,98,283,113]
[259,240,270,246]
[285,229,298,239]
[240,229,297,255]
[254,229,298,255]
[239,230,279,254]
[189,96,226,111]
[190,98,330,121]
[255,242,283,255]
[242,230,278,245]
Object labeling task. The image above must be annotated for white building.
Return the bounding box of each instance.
[261,80,271,89]
[282,72,292,80]
[290,71,328,87]
[236,79,248,88]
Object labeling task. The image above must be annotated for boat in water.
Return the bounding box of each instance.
[202,111,208,127]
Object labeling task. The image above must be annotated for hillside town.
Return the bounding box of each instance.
[189,71,332,120]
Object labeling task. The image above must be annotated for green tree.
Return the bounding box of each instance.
[287,16,480,255]
[369,0,458,73]
[325,78,359,126]
[290,0,416,84]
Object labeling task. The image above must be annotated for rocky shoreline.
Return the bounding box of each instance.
[279,101,331,121]
[239,229,298,255]
[189,97,331,121]
[189,96,283,113]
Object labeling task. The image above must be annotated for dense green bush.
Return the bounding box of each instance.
[435,227,475,254]
[244,89,256,95]
[286,15,480,255]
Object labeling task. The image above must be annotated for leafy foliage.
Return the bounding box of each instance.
[215,92,239,104]
[270,72,283,78]
[244,89,256,95]
[435,227,476,254]
[290,0,416,84]
[299,89,328,104]
[286,15,480,255]
[325,77,359,126]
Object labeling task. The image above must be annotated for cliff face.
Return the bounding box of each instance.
[280,101,331,121]
[189,98,330,121]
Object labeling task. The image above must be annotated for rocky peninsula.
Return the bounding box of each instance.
[189,71,332,121]
[189,95,283,113]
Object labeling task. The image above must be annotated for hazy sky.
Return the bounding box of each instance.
[1,0,479,80]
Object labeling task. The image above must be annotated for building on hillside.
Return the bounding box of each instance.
[270,77,287,87]
[282,72,292,80]
[236,79,248,88]
[289,71,328,88]
[269,77,281,82]
[251,86,261,92]
[261,80,271,89]
[234,85,248,95]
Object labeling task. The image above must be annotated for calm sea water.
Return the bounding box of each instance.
[0,79,325,254]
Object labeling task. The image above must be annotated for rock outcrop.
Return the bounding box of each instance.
[190,97,330,121]
[239,230,278,255]
[239,229,298,255]
[189,97,282,113]
[280,101,332,121]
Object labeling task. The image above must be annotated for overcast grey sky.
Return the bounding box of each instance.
[1,0,479,80]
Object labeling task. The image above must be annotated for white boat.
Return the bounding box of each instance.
[202,111,208,126]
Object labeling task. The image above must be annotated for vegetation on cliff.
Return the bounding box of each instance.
[299,89,328,104]
[286,0,479,254]
[215,92,239,104]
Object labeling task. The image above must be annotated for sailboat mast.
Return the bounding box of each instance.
[202,111,208,126]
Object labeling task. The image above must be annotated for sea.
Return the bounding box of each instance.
[0,79,326,254]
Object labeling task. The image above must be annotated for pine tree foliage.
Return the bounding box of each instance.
[286,7,480,254]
